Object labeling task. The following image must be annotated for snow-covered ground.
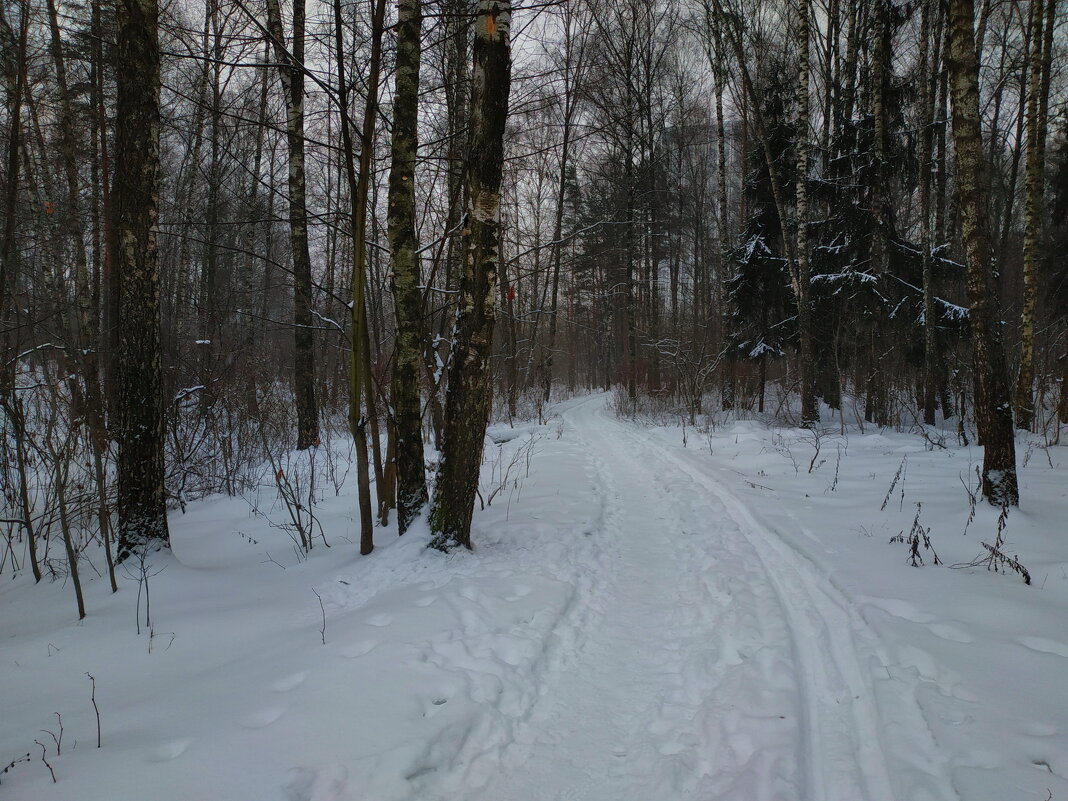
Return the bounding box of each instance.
[2,393,1066,800]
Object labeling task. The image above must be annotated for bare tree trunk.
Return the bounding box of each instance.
[837,0,862,131]
[1060,346,1068,425]
[541,9,584,405]
[821,0,838,172]
[55,450,86,619]
[501,236,519,419]
[1,5,39,581]
[0,0,27,404]
[45,0,117,588]
[92,0,118,421]
[241,38,271,359]
[701,6,734,410]
[946,0,1019,505]
[934,42,950,247]
[333,0,386,555]
[625,142,638,405]
[860,1,893,427]
[388,0,428,534]
[796,0,817,426]
[170,6,209,349]
[1013,0,1054,430]
[995,47,1029,260]
[423,0,471,439]
[920,0,939,425]
[115,0,170,558]
[201,0,224,360]
[431,0,512,550]
[265,0,319,450]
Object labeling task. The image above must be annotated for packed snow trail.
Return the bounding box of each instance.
[426,395,958,801]
[0,393,985,801]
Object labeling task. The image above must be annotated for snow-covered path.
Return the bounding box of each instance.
[10,392,1067,801]
[436,396,957,801]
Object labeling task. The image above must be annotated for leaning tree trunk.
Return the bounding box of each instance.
[430,0,512,550]
[115,0,170,558]
[265,0,319,450]
[946,0,1019,505]
[389,0,429,535]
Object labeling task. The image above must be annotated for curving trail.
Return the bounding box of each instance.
[430,395,959,801]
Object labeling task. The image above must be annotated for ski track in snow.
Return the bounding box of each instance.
[422,396,959,801]
[2,393,993,801]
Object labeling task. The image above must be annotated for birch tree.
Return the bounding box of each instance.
[795,0,817,425]
[431,0,512,550]
[919,0,939,426]
[265,0,319,450]
[389,0,428,535]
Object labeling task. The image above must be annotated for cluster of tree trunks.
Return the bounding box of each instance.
[430,0,513,549]
[12,0,1068,589]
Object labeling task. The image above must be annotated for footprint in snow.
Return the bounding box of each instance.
[365,613,394,627]
[341,639,378,658]
[286,764,349,801]
[413,595,437,607]
[151,738,193,762]
[242,706,285,729]
[273,671,309,693]
[422,696,449,718]
[1017,636,1068,658]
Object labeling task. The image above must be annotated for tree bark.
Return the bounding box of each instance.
[115,0,170,558]
[946,0,1019,505]
[0,0,37,581]
[265,0,319,450]
[701,5,734,410]
[431,0,512,550]
[46,0,117,587]
[920,0,939,425]
[388,0,428,535]
[0,0,27,403]
[1013,0,1054,431]
[424,0,471,441]
[540,8,584,405]
[333,0,386,555]
[92,0,118,422]
[796,0,817,426]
